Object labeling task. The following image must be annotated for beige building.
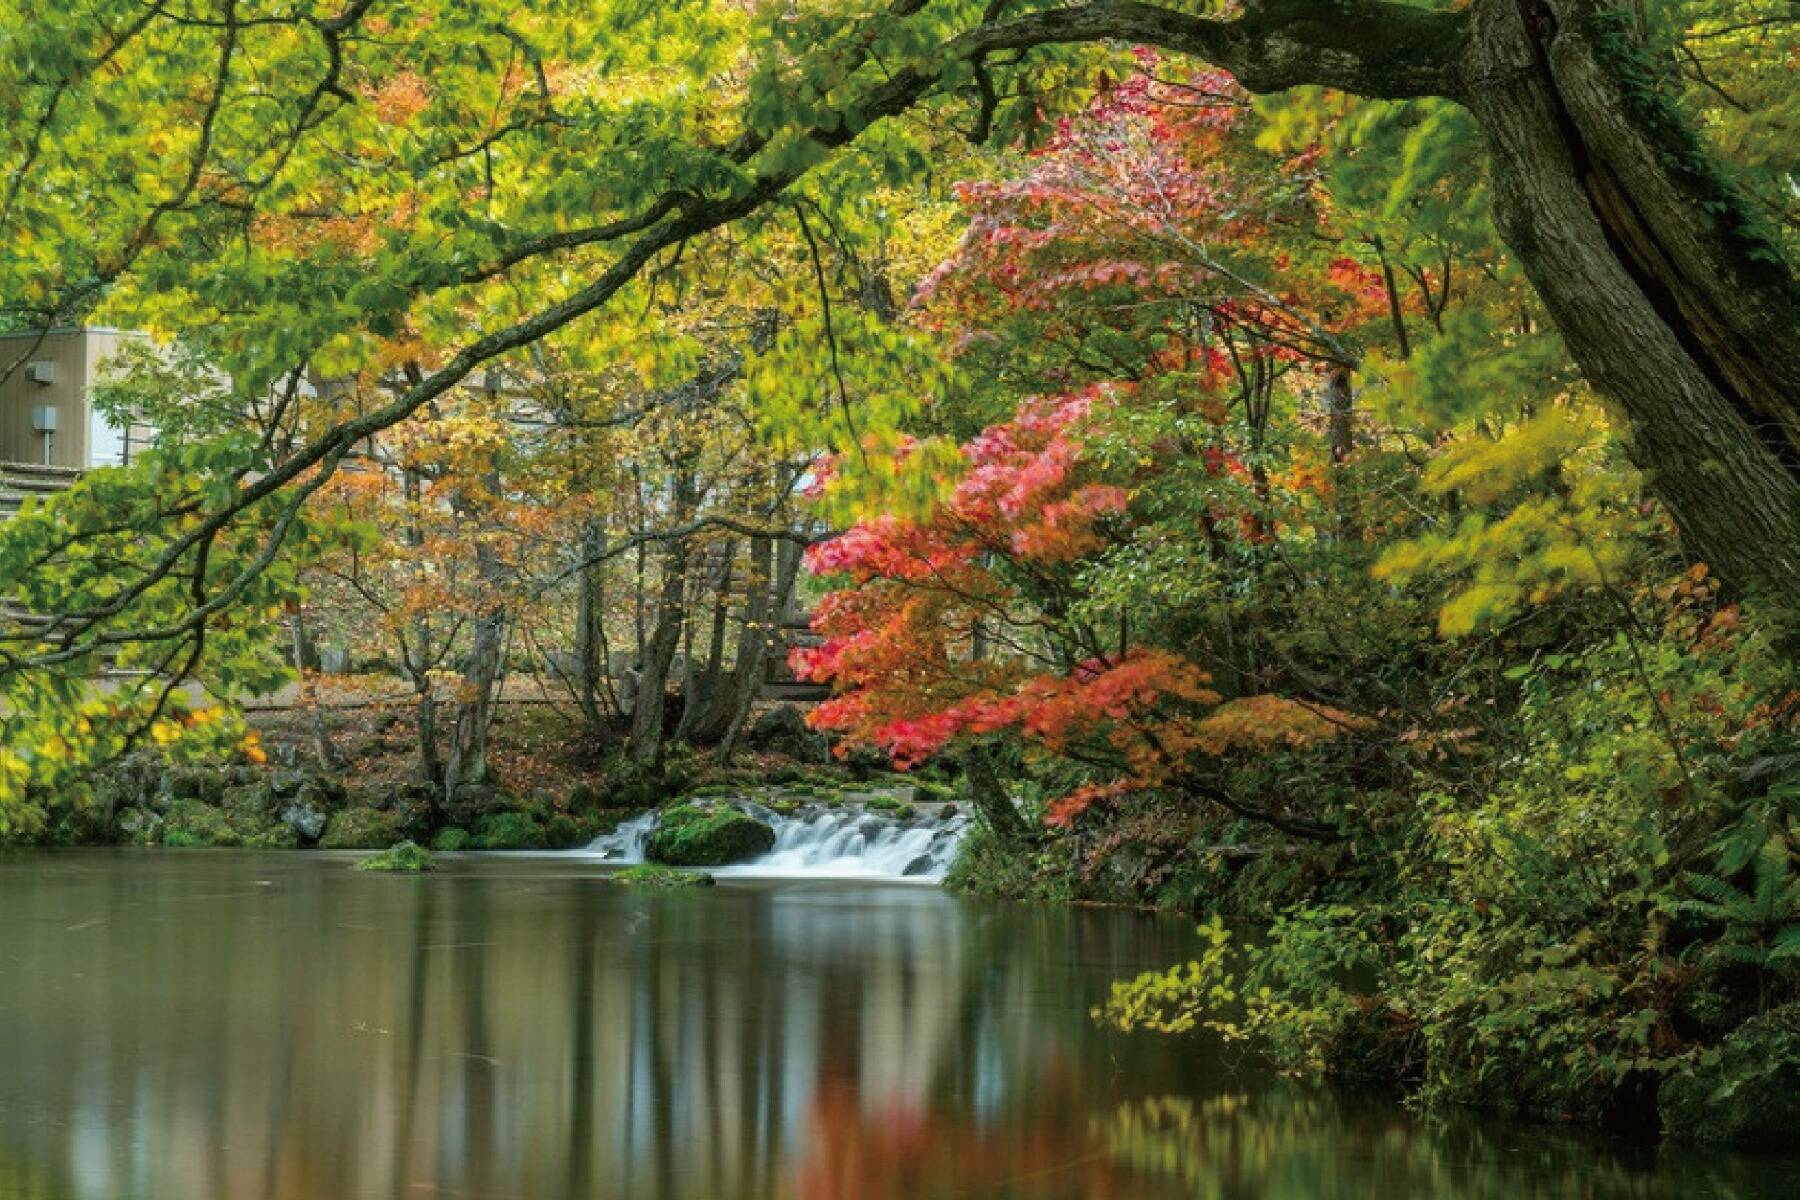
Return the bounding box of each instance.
[0,327,152,468]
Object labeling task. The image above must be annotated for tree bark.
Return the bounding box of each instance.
[444,481,508,800]
[714,536,805,760]
[628,535,688,766]
[964,744,1035,849]
[572,517,611,733]
[1454,0,1800,612]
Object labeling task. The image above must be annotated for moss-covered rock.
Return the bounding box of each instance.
[430,827,473,851]
[319,806,406,849]
[646,803,775,867]
[1661,1002,1800,1149]
[612,863,715,888]
[473,811,547,849]
[161,799,240,848]
[356,841,436,873]
[746,705,830,762]
[164,766,226,805]
[116,806,162,845]
[242,823,301,849]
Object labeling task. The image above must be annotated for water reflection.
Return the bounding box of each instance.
[0,853,1792,1199]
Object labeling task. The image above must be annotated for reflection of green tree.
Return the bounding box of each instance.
[0,1150,74,1200]
[1096,1090,1782,1200]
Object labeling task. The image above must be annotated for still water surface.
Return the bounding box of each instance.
[0,852,1795,1200]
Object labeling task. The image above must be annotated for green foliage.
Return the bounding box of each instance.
[430,827,473,852]
[355,841,435,873]
[1659,1002,1800,1148]
[473,812,548,850]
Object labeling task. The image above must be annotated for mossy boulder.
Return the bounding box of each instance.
[242,823,301,849]
[612,863,715,888]
[746,705,830,762]
[473,811,547,849]
[161,799,239,847]
[430,827,473,851]
[319,806,406,849]
[356,841,436,873]
[164,766,227,806]
[1661,1002,1800,1149]
[646,803,775,867]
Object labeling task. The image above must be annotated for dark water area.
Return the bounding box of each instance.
[0,852,1794,1200]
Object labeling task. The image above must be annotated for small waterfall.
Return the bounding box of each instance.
[590,811,658,864]
[584,801,971,882]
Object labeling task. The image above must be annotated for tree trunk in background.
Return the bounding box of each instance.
[628,536,688,765]
[673,541,736,745]
[444,477,508,800]
[1456,0,1800,613]
[964,744,1035,849]
[715,537,805,760]
[287,607,341,773]
[630,461,700,766]
[573,518,611,733]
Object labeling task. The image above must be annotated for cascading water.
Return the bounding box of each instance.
[585,801,971,882]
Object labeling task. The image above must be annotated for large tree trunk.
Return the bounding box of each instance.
[964,744,1035,849]
[1457,0,1800,611]
[572,518,612,733]
[629,536,688,766]
[444,475,508,800]
[714,536,806,761]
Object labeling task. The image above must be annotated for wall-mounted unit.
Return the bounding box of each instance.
[2,328,155,468]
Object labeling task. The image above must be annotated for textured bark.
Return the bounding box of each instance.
[715,537,805,761]
[572,518,612,732]
[1454,0,1800,610]
[628,535,688,765]
[672,540,736,745]
[964,744,1035,849]
[444,472,509,798]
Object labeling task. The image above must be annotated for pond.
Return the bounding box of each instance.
[0,852,1793,1200]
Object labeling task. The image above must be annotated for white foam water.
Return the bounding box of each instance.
[584,801,971,882]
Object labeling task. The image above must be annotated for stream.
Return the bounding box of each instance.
[0,850,1794,1199]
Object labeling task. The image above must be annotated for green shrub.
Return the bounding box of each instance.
[544,813,590,849]
[473,811,547,849]
[1660,1002,1800,1148]
[646,803,774,866]
[319,806,406,849]
[356,841,436,873]
[430,827,473,851]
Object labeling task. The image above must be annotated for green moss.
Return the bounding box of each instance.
[242,824,300,849]
[646,803,775,867]
[612,863,716,888]
[356,841,436,873]
[319,806,406,850]
[911,778,957,803]
[473,811,547,849]
[161,799,239,848]
[430,827,473,851]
